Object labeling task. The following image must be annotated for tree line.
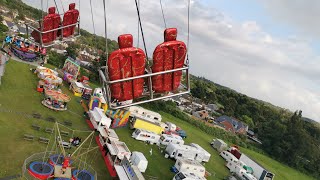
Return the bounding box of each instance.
[190,75,320,178]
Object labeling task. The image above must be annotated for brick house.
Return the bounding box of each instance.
[215,115,248,134]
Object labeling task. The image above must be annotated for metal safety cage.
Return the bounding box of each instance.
[24,19,81,48]
[99,64,191,110]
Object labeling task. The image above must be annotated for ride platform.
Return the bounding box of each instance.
[54,165,72,178]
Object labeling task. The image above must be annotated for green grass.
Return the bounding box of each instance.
[0,60,315,180]
[0,60,109,179]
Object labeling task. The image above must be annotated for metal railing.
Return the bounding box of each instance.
[99,63,190,109]
[25,20,80,48]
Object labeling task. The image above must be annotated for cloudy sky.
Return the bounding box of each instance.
[23,0,320,122]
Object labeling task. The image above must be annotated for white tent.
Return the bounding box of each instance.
[130,151,148,173]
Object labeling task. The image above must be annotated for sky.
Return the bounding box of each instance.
[22,0,320,122]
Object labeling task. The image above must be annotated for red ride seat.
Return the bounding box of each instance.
[152,28,187,93]
[62,3,79,37]
[107,34,146,102]
[31,7,61,44]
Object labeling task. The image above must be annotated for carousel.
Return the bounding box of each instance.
[42,90,71,111]
[35,66,63,92]
[22,123,97,180]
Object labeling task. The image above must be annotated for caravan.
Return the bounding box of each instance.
[174,159,206,178]
[165,143,198,161]
[220,151,238,163]
[159,134,184,146]
[190,143,211,162]
[129,106,162,122]
[132,129,160,145]
[165,143,209,162]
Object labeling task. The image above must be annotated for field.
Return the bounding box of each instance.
[0,60,108,179]
[0,60,315,180]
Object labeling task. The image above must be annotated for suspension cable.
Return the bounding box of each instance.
[186,0,190,65]
[46,0,49,13]
[134,0,149,63]
[40,0,43,23]
[59,0,65,14]
[103,0,109,62]
[53,0,60,15]
[137,0,140,47]
[159,0,167,29]
[89,0,98,51]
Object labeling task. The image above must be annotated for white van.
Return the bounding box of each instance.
[220,151,237,162]
[159,134,184,146]
[132,129,160,145]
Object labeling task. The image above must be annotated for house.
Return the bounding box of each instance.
[4,20,18,32]
[192,110,209,120]
[17,24,28,35]
[215,115,248,134]
[206,103,219,112]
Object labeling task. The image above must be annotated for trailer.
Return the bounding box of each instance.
[220,151,238,163]
[228,146,241,159]
[129,106,162,122]
[190,143,211,162]
[130,151,148,173]
[165,122,177,131]
[98,127,119,146]
[239,154,275,180]
[105,140,131,165]
[130,118,164,135]
[174,159,206,178]
[165,143,209,163]
[115,156,145,180]
[132,129,160,145]
[88,107,112,129]
[159,134,184,146]
[211,139,228,152]
[172,172,206,180]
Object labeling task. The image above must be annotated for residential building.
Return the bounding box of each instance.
[206,103,219,112]
[192,110,209,120]
[215,115,248,134]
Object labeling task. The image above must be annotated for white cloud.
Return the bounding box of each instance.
[22,0,320,121]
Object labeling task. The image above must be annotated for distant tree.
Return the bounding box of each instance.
[241,115,254,128]
[66,43,79,59]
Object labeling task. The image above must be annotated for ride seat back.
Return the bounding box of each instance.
[152,28,187,93]
[62,3,79,37]
[107,34,146,101]
[31,7,61,44]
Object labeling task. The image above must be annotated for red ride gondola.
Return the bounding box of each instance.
[31,7,61,44]
[26,3,80,48]
[107,34,146,101]
[152,28,187,93]
[99,0,191,109]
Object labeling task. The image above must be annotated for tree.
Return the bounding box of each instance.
[66,43,79,59]
[241,115,254,128]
